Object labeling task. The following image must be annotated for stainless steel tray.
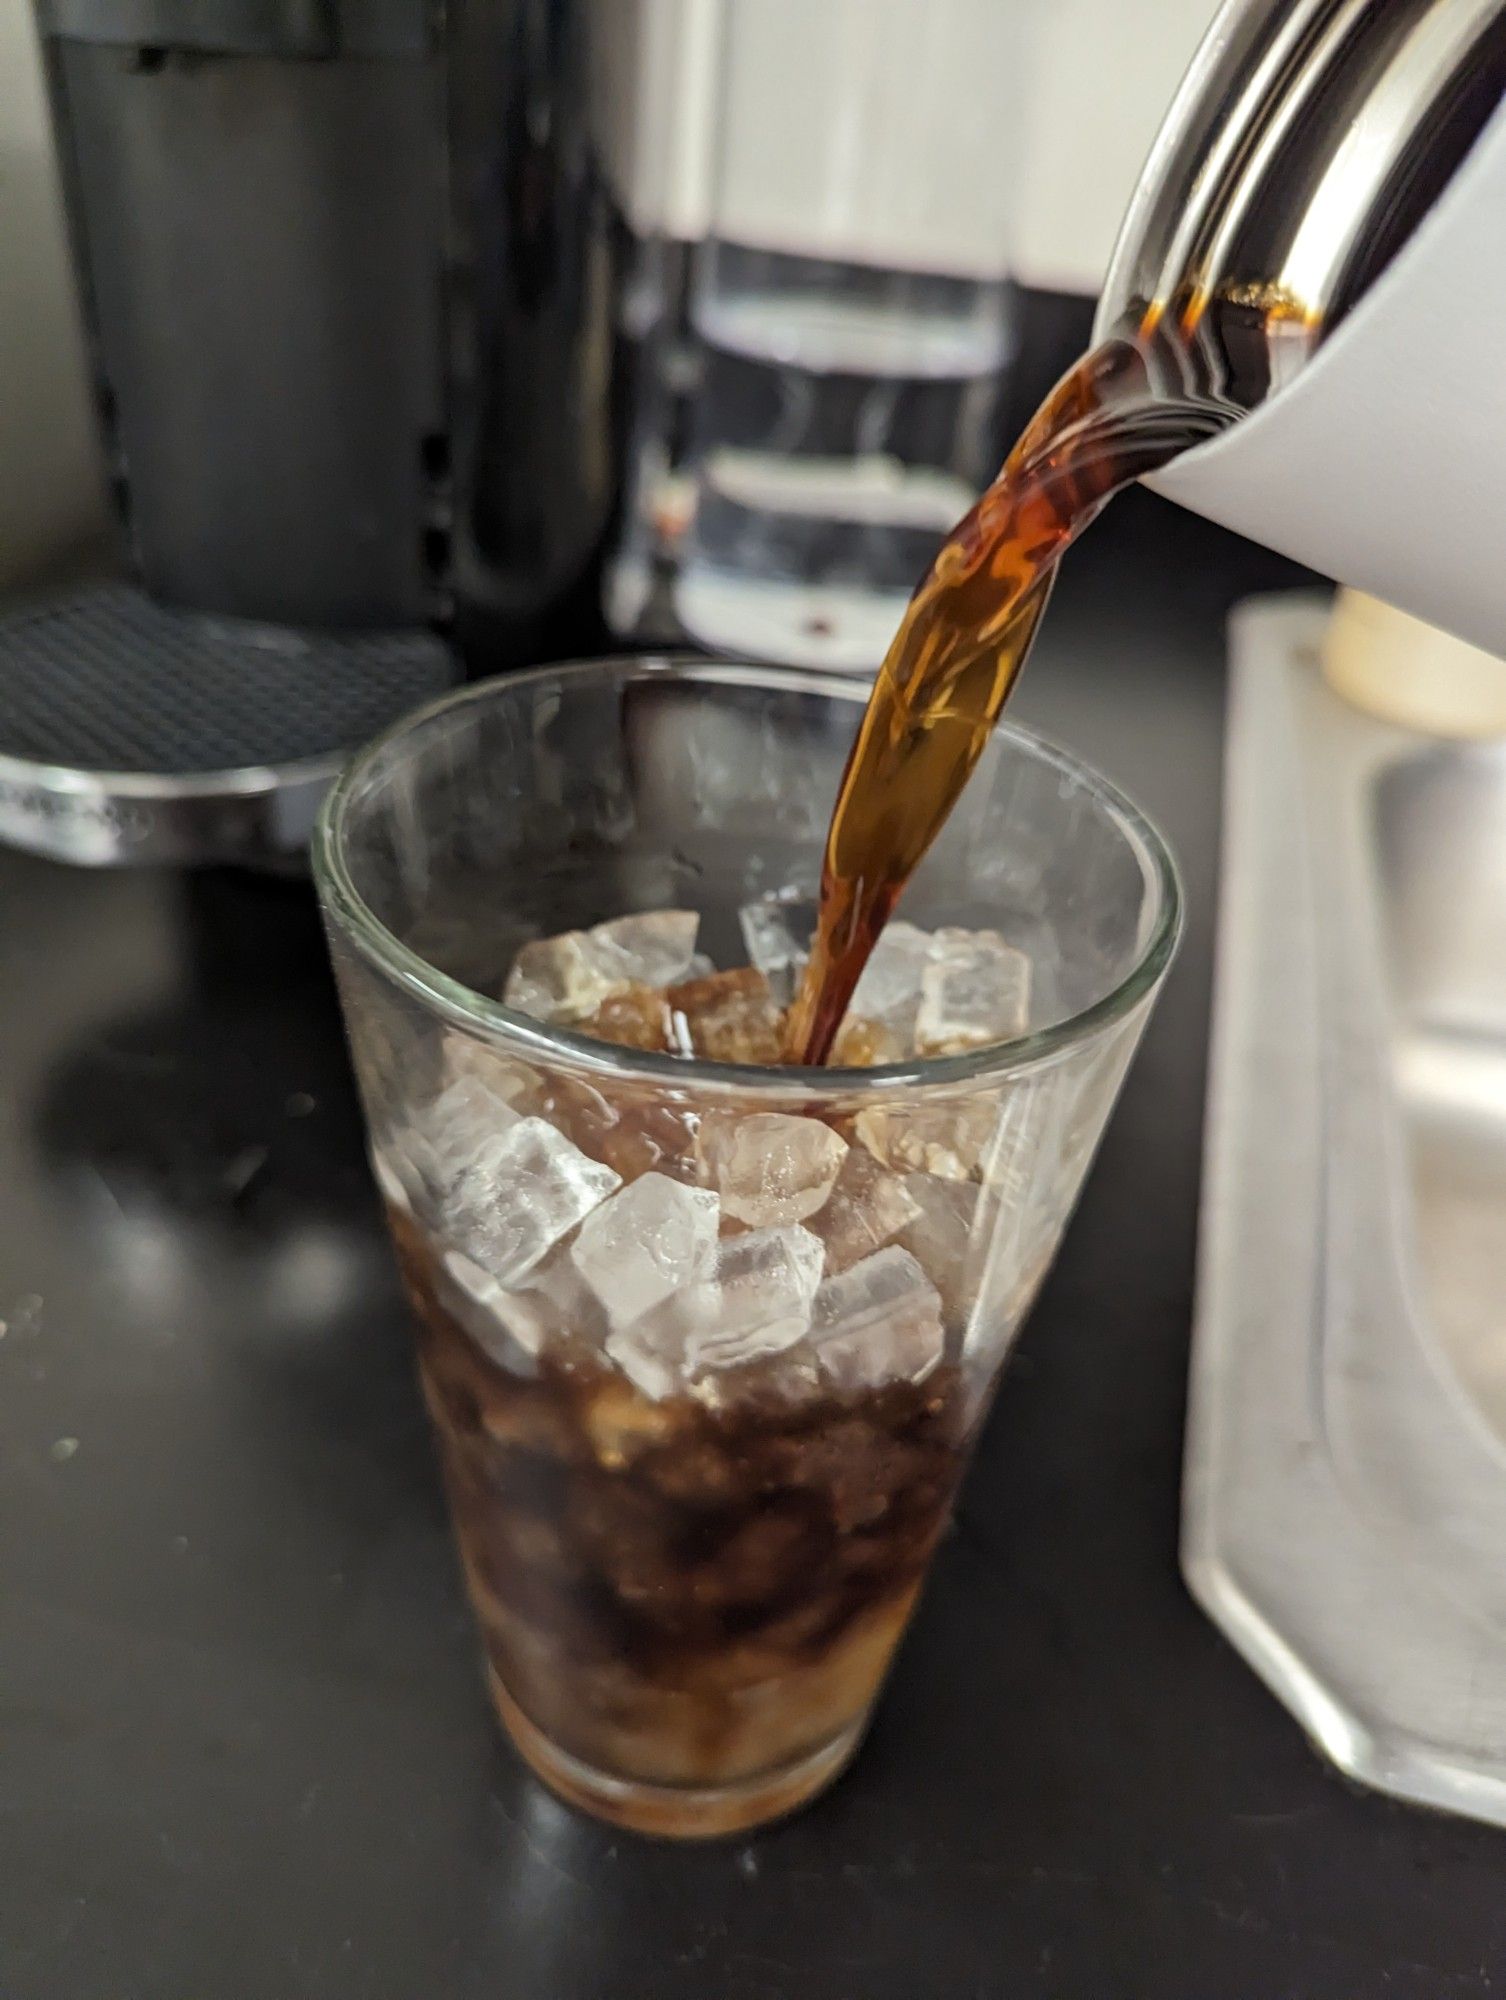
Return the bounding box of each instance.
[1188,593,1506,1825]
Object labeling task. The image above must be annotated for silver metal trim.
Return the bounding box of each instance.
[1097,0,1506,400]
[0,745,342,868]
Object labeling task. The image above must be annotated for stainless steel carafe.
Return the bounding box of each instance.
[1097,0,1506,657]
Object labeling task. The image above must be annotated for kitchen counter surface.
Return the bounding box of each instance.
[5,491,1503,1999]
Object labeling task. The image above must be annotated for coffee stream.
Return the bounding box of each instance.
[782,302,1256,1066]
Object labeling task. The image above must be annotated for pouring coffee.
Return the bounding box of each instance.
[785,0,1506,1062]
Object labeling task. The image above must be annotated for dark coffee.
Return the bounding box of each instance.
[389,1204,966,1806]
[784,305,1244,1064]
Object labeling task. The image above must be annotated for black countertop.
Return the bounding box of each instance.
[5,493,1504,1999]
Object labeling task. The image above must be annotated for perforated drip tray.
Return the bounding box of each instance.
[0,582,456,865]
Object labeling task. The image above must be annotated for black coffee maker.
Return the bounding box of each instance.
[3,0,622,865]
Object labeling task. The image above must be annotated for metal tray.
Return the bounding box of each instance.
[1188,593,1506,1825]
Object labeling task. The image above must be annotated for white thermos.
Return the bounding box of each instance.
[1096,0,1506,659]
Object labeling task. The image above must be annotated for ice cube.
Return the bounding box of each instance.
[687,1225,825,1371]
[896,1173,982,1318]
[694,1344,822,1411]
[445,1115,620,1284]
[914,928,1031,1055]
[578,983,672,1053]
[854,1095,998,1180]
[810,1146,922,1274]
[439,1036,540,1106]
[589,909,701,990]
[406,1073,524,1198]
[664,966,784,1064]
[604,1312,690,1402]
[504,931,622,1024]
[898,1172,979,1266]
[440,1243,603,1369]
[570,1172,720,1326]
[605,1223,824,1397]
[830,1015,904,1067]
[503,911,702,1025]
[810,1246,945,1391]
[697,1112,848,1225]
[439,1248,553,1368]
[849,921,936,1038]
[738,892,816,1006]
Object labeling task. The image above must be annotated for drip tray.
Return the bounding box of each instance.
[0,582,456,866]
[1190,593,1506,1825]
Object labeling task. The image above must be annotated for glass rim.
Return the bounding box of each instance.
[313,654,1183,1099]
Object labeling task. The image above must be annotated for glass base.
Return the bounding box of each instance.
[488,1668,868,1840]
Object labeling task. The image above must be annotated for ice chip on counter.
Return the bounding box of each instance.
[809,1146,922,1275]
[445,1115,620,1284]
[570,1173,721,1327]
[664,966,784,1063]
[697,1112,848,1226]
[810,1246,945,1391]
[914,928,1031,1055]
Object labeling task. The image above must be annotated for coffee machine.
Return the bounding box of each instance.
[2,0,622,866]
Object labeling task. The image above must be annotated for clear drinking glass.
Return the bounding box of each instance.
[313,658,1179,1838]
